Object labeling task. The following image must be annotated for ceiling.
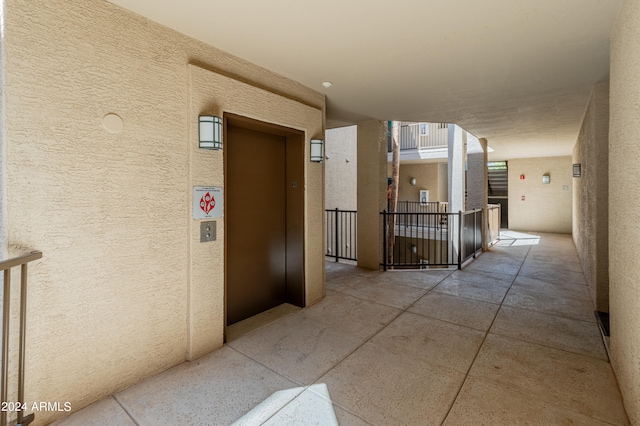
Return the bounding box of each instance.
[107,0,622,160]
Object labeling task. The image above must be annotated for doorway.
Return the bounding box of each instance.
[488,161,509,228]
[225,114,305,328]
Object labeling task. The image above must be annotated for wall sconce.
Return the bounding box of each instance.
[411,245,417,254]
[199,115,222,150]
[542,174,550,184]
[410,178,417,186]
[573,164,581,177]
[310,139,324,163]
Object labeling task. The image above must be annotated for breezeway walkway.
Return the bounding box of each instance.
[53,232,628,425]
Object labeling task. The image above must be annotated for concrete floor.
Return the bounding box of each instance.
[52,232,629,425]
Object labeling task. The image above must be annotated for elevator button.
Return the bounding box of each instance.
[200,221,216,242]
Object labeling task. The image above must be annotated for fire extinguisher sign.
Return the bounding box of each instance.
[193,186,223,219]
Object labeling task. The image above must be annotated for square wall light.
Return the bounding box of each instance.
[573,163,581,177]
[199,115,222,150]
[310,139,324,162]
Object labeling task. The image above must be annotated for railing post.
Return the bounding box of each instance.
[382,210,388,271]
[334,208,339,262]
[0,251,41,426]
[458,211,462,269]
[1,270,10,426]
[473,210,477,259]
[18,264,28,426]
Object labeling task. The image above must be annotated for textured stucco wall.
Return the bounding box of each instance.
[468,138,489,249]
[3,0,324,423]
[396,163,442,202]
[325,125,357,210]
[357,120,387,270]
[572,83,609,312]
[508,157,573,233]
[467,138,488,210]
[448,125,466,213]
[0,19,4,260]
[609,0,640,422]
[437,163,448,201]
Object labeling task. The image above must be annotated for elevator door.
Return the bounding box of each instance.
[226,125,287,325]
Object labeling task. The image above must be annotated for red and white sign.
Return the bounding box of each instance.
[200,192,215,214]
[193,186,223,219]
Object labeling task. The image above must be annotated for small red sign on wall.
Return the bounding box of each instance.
[193,186,223,219]
[200,192,215,214]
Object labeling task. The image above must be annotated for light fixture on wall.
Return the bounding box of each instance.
[310,139,324,163]
[410,178,417,186]
[411,245,417,254]
[573,163,581,177]
[542,174,550,184]
[199,115,222,150]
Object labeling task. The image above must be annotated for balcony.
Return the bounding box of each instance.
[387,122,449,161]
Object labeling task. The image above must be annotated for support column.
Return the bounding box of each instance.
[357,120,388,270]
[447,124,466,213]
[448,125,466,262]
[467,137,489,250]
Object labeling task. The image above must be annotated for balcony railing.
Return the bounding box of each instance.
[325,209,357,262]
[388,123,449,152]
[381,208,483,270]
[1,250,42,426]
[487,204,501,245]
[395,201,448,215]
[326,203,498,269]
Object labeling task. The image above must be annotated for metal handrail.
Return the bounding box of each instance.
[325,209,357,262]
[381,208,483,270]
[1,250,42,426]
[487,204,501,245]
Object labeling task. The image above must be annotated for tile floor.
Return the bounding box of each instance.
[52,232,629,425]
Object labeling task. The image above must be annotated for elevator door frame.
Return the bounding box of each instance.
[223,113,306,332]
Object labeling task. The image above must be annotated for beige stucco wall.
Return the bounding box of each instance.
[3,0,325,423]
[357,120,387,270]
[467,138,488,210]
[572,83,609,312]
[395,163,445,202]
[508,157,573,233]
[438,163,448,201]
[609,0,640,422]
[325,126,357,210]
[448,125,467,213]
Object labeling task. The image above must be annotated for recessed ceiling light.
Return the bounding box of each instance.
[322,81,332,88]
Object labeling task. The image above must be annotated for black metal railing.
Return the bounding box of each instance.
[460,209,483,263]
[381,209,482,270]
[1,250,42,426]
[396,201,448,214]
[325,209,357,262]
[394,201,448,228]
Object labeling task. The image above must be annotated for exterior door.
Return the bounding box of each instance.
[226,124,287,325]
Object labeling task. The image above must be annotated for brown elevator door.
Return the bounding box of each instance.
[227,125,287,325]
